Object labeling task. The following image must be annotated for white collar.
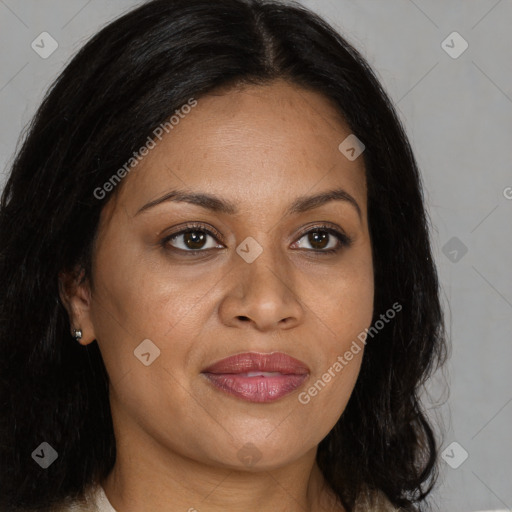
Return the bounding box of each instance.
[89,485,118,512]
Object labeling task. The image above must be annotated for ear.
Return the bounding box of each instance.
[58,266,96,346]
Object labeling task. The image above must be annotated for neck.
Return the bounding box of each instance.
[101,431,341,511]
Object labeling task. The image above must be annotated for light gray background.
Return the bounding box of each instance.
[1,1,511,511]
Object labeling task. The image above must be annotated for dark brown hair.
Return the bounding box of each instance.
[0,1,446,510]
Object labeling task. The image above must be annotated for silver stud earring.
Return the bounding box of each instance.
[72,328,83,343]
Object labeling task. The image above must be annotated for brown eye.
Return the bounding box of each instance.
[306,230,330,250]
[181,231,208,250]
[293,226,352,254]
[166,228,221,252]
[160,224,224,253]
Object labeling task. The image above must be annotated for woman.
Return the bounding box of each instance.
[0,0,447,511]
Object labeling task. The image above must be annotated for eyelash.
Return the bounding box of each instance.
[160,222,352,256]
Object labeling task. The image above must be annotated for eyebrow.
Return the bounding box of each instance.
[135,187,362,221]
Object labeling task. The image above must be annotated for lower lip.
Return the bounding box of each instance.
[202,373,309,403]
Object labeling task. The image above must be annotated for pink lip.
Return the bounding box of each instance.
[201,352,310,403]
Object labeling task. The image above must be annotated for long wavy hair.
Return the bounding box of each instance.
[0,1,447,510]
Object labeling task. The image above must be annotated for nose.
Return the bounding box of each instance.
[218,245,304,332]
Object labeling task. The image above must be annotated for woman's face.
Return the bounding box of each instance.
[75,79,373,471]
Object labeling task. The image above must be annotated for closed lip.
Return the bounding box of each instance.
[201,351,310,375]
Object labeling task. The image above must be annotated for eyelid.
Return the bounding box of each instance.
[164,222,224,242]
[294,222,350,242]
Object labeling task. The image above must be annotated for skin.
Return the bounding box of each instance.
[60,79,374,512]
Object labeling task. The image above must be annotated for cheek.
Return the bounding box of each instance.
[295,249,373,426]
[90,232,201,335]
[301,247,374,344]
[88,233,225,397]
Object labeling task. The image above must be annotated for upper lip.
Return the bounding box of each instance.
[202,352,310,375]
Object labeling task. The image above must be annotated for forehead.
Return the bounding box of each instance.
[108,79,367,219]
